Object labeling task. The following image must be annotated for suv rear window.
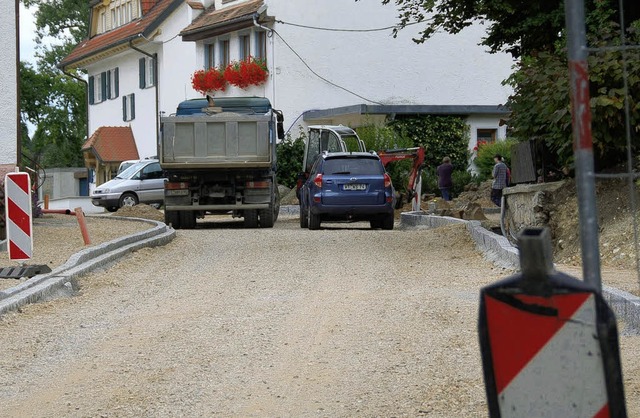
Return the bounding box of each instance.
[323,158,383,175]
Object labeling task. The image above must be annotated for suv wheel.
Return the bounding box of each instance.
[308,208,321,230]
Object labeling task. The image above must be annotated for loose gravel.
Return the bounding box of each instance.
[0,215,639,417]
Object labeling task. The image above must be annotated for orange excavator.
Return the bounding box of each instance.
[377,147,426,211]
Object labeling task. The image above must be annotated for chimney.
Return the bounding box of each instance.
[141,0,159,15]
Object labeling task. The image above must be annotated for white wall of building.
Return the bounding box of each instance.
[0,1,17,165]
[86,4,197,159]
[198,0,514,136]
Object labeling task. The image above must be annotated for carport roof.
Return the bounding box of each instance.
[82,126,140,163]
[303,104,510,121]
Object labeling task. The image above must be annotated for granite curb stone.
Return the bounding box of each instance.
[399,211,640,332]
[0,217,176,316]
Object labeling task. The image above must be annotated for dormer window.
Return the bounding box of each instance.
[94,0,141,35]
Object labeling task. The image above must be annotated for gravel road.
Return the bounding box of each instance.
[1,215,640,417]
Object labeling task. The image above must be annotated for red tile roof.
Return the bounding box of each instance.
[82,126,140,163]
[180,0,264,39]
[60,0,183,69]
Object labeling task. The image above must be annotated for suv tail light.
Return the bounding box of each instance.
[384,173,392,188]
[313,174,323,188]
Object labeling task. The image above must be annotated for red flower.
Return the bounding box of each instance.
[224,57,269,89]
[191,67,227,95]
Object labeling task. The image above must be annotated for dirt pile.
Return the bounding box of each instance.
[114,204,165,222]
[549,179,639,270]
[455,180,496,209]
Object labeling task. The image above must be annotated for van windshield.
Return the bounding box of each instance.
[116,161,147,179]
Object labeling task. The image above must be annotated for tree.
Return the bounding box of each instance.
[379,0,640,57]
[20,0,89,168]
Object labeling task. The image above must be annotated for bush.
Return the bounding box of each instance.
[474,140,517,179]
[451,169,481,196]
[276,130,305,189]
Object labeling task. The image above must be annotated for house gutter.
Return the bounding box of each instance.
[253,11,275,106]
[62,70,89,148]
[129,37,160,151]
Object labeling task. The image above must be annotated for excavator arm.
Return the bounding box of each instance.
[377,147,426,211]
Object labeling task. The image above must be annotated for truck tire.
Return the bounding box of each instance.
[180,210,196,229]
[244,210,258,228]
[165,210,180,229]
[308,208,321,230]
[259,207,275,228]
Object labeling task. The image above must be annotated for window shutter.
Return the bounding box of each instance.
[130,94,135,120]
[114,68,119,98]
[204,45,210,69]
[101,72,107,102]
[106,72,111,100]
[139,58,146,89]
[122,96,127,121]
[88,76,95,105]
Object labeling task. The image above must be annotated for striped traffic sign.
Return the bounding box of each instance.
[479,227,626,418]
[4,172,33,260]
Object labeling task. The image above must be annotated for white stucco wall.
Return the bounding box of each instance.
[202,0,514,135]
[0,1,18,165]
[86,5,197,160]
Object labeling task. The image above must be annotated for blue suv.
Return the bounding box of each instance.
[299,152,395,230]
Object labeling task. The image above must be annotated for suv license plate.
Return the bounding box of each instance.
[343,184,366,191]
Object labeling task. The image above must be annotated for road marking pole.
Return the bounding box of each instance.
[479,228,626,417]
[4,172,32,261]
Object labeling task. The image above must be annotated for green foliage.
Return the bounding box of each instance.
[474,140,516,179]
[388,115,470,172]
[378,0,640,57]
[20,0,89,168]
[451,169,481,196]
[505,14,640,169]
[276,130,305,188]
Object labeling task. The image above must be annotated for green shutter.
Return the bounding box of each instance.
[130,94,135,120]
[88,76,95,104]
[114,68,119,98]
[106,71,111,100]
[122,96,127,121]
[101,72,107,102]
[139,58,146,89]
[204,45,210,69]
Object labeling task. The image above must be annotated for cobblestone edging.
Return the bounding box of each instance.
[0,218,176,316]
[399,211,640,333]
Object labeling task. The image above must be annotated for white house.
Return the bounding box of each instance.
[180,0,514,147]
[0,0,17,173]
[60,0,199,185]
[61,0,513,186]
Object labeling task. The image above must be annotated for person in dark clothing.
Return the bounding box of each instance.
[491,154,508,206]
[436,156,454,201]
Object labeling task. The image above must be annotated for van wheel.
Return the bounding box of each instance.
[119,193,138,207]
[180,211,196,229]
[244,210,258,228]
[165,210,180,229]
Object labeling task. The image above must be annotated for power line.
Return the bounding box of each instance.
[274,19,425,33]
[271,29,384,106]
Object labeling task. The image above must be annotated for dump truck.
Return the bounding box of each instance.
[159,97,284,229]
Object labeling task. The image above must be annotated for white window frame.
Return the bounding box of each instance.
[146,56,155,87]
[95,73,104,103]
[123,93,135,122]
[239,33,251,61]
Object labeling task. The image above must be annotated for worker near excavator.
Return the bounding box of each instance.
[491,154,508,206]
[436,156,454,201]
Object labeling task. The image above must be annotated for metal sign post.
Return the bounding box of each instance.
[479,228,626,417]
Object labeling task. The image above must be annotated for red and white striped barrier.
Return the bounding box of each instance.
[4,172,33,260]
[484,293,609,417]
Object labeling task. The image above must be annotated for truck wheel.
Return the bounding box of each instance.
[308,208,321,230]
[299,206,308,228]
[382,213,394,230]
[259,207,275,228]
[165,210,180,229]
[119,192,138,207]
[180,211,196,229]
[244,210,258,228]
